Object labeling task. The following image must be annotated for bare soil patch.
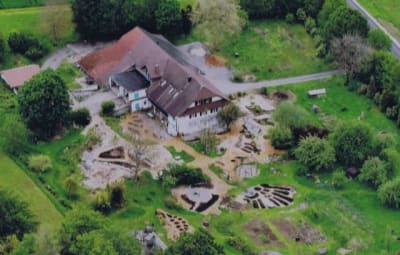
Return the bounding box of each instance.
[206,54,226,67]
[243,220,284,247]
[156,209,193,240]
[271,218,326,244]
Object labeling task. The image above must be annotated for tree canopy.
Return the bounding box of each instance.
[18,70,70,140]
[58,207,140,255]
[321,6,369,44]
[0,190,38,241]
[272,102,310,129]
[295,136,336,172]
[155,0,182,37]
[378,178,400,209]
[330,34,371,83]
[331,122,373,167]
[368,29,392,51]
[191,0,246,49]
[217,103,242,130]
[165,230,224,255]
[358,157,388,189]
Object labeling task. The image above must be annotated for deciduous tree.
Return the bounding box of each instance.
[191,0,246,49]
[128,136,153,180]
[368,29,392,51]
[331,121,373,167]
[199,129,217,154]
[295,136,336,172]
[322,6,369,44]
[217,103,242,130]
[155,0,182,37]
[0,117,31,156]
[358,157,388,189]
[330,34,371,84]
[18,70,70,140]
[165,230,224,255]
[0,190,38,240]
[272,102,310,129]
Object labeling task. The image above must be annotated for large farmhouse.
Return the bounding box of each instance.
[79,27,228,137]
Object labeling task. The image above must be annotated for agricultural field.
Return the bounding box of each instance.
[0,5,74,38]
[358,0,400,41]
[178,20,331,81]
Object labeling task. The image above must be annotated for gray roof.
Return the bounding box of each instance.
[111,70,149,92]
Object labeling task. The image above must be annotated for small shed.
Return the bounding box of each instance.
[0,64,40,94]
[307,88,326,97]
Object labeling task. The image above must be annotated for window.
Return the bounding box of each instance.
[134,92,139,99]
[144,100,147,105]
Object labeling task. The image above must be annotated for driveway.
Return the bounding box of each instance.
[347,0,400,60]
[178,43,342,95]
[72,90,125,115]
[42,42,114,70]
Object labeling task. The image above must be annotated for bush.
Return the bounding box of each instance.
[7,32,47,60]
[24,45,47,61]
[94,190,111,213]
[101,101,115,116]
[161,164,209,187]
[378,178,400,208]
[368,29,392,51]
[380,148,400,177]
[83,128,102,151]
[331,121,373,167]
[108,182,125,209]
[70,108,91,127]
[358,157,388,189]
[226,236,253,255]
[272,102,310,129]
[332,170,347,190]
[373,132,396,155]
[64,176,79,199]
[296,8,306,23]
[8,32,37,54]
[305,17,317,35]
[268,125,294,150]
[294,136,336,172]
[261,87,268,96]
[285,13,295,24]
[164,196,182,211]
[28,154,52,173]
[0,36,5,62]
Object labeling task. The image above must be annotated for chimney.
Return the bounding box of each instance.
[154,64,160,75]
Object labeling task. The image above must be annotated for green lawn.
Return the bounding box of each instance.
[276,76,400,145]
[0,152,63,233]
[358,0,400,40]
[0,5,76,69]
[56,61,82,90]
[178,0,196,8]
[0,0,44,9]
[166,146,195,163]
[178,20,331,81]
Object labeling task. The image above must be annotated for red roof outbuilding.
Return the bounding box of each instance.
[0,64,40,89]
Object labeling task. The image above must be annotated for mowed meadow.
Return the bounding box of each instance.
[358,0,400,40]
